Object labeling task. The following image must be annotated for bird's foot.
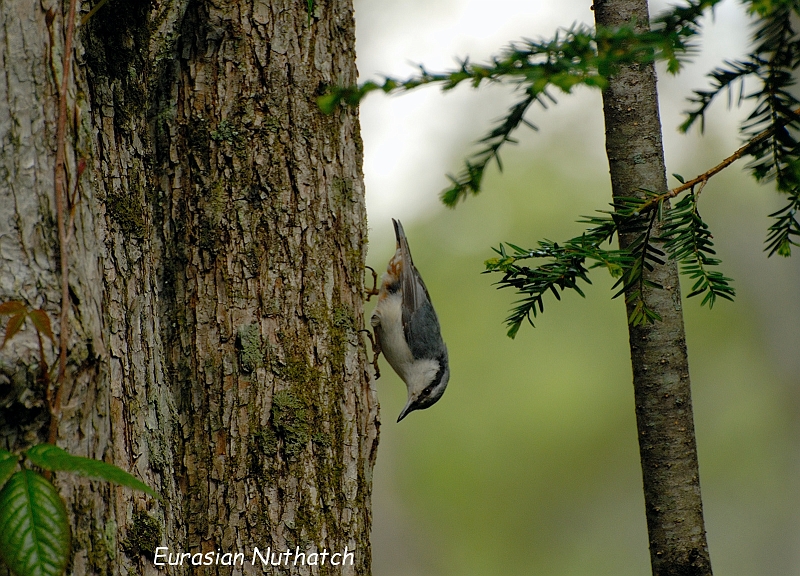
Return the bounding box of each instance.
[359,328,381,379]
[364,265,379,301]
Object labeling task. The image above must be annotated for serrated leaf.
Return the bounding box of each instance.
[0,470,70,576]
[0,302,26,315]
[28,310,55,343]
[0,451,19,490]
[25,445,160,500]
[2,313,26,349]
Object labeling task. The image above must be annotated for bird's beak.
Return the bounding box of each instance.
[397,398,415,423]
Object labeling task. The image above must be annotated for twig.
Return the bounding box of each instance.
[79,0,109,25]
[637,105,800,215]
[49,0,79,446]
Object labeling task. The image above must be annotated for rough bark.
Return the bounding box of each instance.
[0,1,378,575]
[593,1,712,575]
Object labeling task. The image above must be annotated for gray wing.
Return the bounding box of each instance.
[393,219,446,360]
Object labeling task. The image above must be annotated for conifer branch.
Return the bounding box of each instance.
[635,104,800,216]
[318,0,726,205]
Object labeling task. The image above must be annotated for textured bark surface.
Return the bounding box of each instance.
[0,1,378,575]
[593,1,712,575]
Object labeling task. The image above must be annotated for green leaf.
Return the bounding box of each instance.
[25,445,160,500]
[316,93,340,114]
[0,451,19,490]
[659,192,736,307]
[0,470,70,576]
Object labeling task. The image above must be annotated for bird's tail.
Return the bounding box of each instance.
[392,219,414,264]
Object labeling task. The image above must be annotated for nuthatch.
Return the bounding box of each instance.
[369,219,450,422]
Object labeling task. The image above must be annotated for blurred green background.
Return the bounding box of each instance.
[355,1,800,574]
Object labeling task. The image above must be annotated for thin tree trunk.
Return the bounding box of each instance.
[593,1,712,574]
[0,1,378,575]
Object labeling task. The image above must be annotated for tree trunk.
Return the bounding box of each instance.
[0,0,378,575]
[593,1,712,575]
